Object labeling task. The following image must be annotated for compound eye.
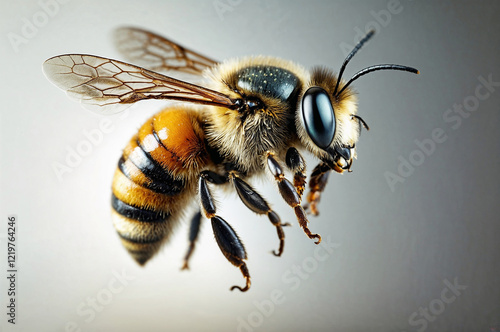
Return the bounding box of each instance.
[301,87,336,149]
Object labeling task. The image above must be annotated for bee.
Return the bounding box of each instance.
[43,27,418,292]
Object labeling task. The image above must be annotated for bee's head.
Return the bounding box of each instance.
[297,30,418,172]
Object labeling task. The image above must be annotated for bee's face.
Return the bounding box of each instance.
[207,58,366,173]
[296,68,360,172]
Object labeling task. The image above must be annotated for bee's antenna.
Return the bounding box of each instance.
[351,114,370,131]
[337,64,419,97]
[333,29,375,97]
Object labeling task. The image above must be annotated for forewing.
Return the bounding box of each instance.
[42,54,235,114]
[114,27,218,76]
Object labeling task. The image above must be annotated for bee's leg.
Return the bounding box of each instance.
[199,171,250,292]
[228,172,290,257]
[285,147,307,200]
[266,152,321,244]
[181,210,202,270]
[304,163,331,216]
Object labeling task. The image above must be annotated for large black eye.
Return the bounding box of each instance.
[301,87,336,149]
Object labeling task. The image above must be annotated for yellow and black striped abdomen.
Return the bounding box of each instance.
[111,107,208,265]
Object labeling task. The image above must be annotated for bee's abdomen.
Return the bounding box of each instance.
[111,107,208,265]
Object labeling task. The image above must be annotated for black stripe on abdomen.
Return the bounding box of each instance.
[117,156,181,195]
[125,140,184,195]
[111,194,169,222]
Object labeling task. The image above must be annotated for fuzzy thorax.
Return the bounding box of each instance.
[203,56,310,173]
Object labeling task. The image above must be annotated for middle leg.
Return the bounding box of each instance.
[229,172,290,256]
[200,170,290,257]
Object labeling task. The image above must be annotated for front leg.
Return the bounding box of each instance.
[266,152,321,244]
[304,162,331,216]
[305,144,357,215]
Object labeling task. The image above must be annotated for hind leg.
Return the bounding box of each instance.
[181,210,202,270]
[199,171,251,292]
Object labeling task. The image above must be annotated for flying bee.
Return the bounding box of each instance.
[43,27,418,292]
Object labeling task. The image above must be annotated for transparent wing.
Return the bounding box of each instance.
[42,54,236,114]
[114,27,218,76]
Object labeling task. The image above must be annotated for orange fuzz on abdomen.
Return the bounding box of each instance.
[111,107,209,265]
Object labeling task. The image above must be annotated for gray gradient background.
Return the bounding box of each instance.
[1,1,499,331]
